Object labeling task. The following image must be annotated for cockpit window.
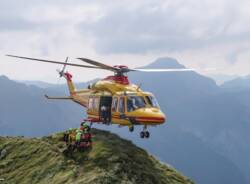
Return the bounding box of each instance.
[146,96,159,108]
[127,96,146,112]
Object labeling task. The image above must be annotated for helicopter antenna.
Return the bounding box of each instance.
[137,83,142,91]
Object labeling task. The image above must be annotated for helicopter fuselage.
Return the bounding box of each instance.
[67,73,166,127]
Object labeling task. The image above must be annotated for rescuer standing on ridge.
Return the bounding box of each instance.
[63,121,93,155]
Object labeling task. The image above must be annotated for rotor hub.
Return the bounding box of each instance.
[113,65,130,75]
[103,75,130,85]
[113,65,128,69]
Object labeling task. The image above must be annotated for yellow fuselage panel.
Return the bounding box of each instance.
[69,79,166,126]
[93,80,141,95]
[71,89,92,107]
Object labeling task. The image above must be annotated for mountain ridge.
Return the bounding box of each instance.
[142,57,185,69]
[0,129,193,184]
[221,75,250,90]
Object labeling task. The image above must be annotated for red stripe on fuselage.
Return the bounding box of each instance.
[112,115,165,123]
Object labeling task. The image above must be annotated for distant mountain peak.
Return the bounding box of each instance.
[0,75,10,81]
[144,57,185,69]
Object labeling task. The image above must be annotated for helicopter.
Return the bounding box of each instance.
[6,54,194,138]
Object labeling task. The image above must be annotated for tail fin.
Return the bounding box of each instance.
[63,72,76,95]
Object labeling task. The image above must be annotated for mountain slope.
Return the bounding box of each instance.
[0,129,193,184]
[128,58,249,184]
[0,75,83,136]
[221,75,250,90]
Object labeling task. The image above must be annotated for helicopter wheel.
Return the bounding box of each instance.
[129,126,134,132]
[140,125,150,138]
[140,131,145,138]
[145,131,150,138]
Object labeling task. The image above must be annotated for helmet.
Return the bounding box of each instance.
[83,122,88,127]
[81,121,86,126]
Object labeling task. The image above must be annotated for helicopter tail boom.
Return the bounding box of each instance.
[62,72,76,95]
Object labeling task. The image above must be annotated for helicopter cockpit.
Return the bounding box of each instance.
[127,95,159,111]
[127,96,146,112]
[145,95,159,108]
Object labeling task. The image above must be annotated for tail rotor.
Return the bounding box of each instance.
[57,57,69,77]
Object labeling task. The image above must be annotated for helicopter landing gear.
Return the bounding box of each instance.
[140,125,150,138]
[145,131,150,138]
[140,131,150,138]
[129,126,134,132]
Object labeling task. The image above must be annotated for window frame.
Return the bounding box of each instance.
[145,95,159,108]
[93,97,99,111]
[119,96,125,113]
[88,97,93,110]
[112,96,118,112]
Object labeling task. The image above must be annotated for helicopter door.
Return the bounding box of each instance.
[118,96,126,119]
[99,96,112,122]
[111,96,127,124]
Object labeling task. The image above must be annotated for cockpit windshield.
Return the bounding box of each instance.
[127,96,146,112]
[146,96,159,108]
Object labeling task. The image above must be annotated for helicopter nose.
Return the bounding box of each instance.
[135,108,166,124]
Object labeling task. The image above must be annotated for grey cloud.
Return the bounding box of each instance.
[0,1,36,31]
[226,52,238,64]
[226,47,250,64]
[1,0,250,57]
[80,7,198,53]
[0,18,35,31]
[0,0,90,31]
[79,1,250,54]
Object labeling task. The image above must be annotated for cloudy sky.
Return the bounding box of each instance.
[0,0,250,83]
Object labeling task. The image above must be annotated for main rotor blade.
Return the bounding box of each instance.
[77,57,118,72]
[132,68,195,72]
[6,55,102,69]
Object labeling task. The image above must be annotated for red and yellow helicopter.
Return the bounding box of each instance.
[7,55,194,138]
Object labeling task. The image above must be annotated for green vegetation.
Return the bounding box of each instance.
[0,129,194,184]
